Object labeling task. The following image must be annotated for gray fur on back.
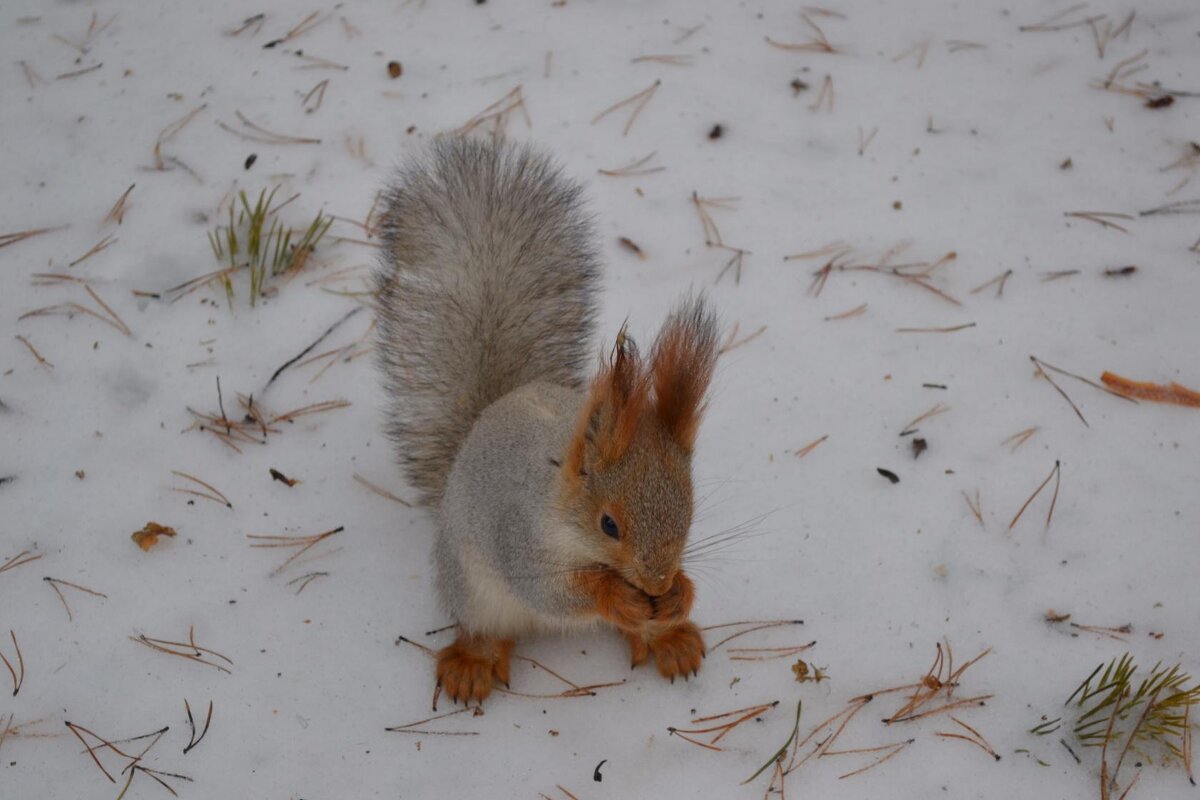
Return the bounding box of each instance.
[374,137,600,505]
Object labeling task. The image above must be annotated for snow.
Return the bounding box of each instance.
[1,1,1198,798]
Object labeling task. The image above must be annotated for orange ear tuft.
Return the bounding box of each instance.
[650,296,719,451]
[565,331,651,479]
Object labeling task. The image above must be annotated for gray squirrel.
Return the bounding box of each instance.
[374,137,719,703]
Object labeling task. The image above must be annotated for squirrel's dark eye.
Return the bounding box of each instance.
[600,513,620,540]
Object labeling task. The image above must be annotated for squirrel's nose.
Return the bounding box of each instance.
[641,572,672,597]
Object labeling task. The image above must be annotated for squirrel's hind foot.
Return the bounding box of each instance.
[647,621,705,682]
[436,633,514,704]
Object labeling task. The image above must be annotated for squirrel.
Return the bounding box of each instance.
[374,137,720,704]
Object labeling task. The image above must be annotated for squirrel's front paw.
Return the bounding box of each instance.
[648,621,705,682]
[576,568,655,629]
[436,634,514,705]
[650,572,695,625]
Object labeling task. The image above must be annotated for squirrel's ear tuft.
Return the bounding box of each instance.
[650,296,719,452]
[566,330,650,476]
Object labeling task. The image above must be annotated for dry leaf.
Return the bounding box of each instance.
[132,521,177,552]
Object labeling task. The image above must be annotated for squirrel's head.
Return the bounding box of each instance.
[562,297,719,597]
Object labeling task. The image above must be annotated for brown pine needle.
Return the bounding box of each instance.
[456,85,530,137]
[0,631,24,696]
[893,39,931,67]
[1043,269,1080,283]
[152,104,207,170]
[901,402,949,434]
[43,577,107,621]
[631,54,693,66]
[104,184,135,225]
[264,10,325,48]
[793,434,828,459]
[352,473,412,506]
[718,324,766,355]
[591,80,661,136]
[962,489,983,526]
[809,74,835,112]
[597,151,664,177]
[1,226,65,250]
[68,234,117,267]
[703,619,804,653]
[217,110,321,145]
[286,571,328,594]
[1019,4,1099,32]
[182,699,213,754]
[935,731,1000,760]
[765,14,839,53]
[1,550,43,574]
[886,695,993,724]
[248,525,344,577]
[65,722,119,782]
[1030,356,1089,426]
[1001,426,1038,453]
[824,303,867,321]
[1064,211,1133,234]
[1068,621,1132,641]
[131,627,233,673]
[387,706,479,733]
[14,335,53,369]
[729,642,816,662]
[837,740,913,779]
[969,269,1012,296]
[302,78,329,113]
[1008,460,1060,532]
[785,241,852,261]
[896,322,976,334]
[170,470,232,508]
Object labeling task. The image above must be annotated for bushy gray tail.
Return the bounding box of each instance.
[374,137,600,505]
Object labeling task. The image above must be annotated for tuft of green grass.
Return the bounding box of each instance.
[206,187,332,307]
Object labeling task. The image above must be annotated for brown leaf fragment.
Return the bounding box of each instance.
[269,468,299,487]
[132,522,177,552]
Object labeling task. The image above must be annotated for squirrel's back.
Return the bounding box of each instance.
[374,137,600,505]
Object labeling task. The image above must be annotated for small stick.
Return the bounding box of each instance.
[15,335,53,369]
[0,631,23,695]
[591,80,661,136]
[1041,269,1080,282]
[264,307,363,392]
[1008,460,1060,532]
[1,550,43,574]
[793,434,828,459]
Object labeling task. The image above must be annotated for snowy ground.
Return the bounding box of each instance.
[1,1,1198,798]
